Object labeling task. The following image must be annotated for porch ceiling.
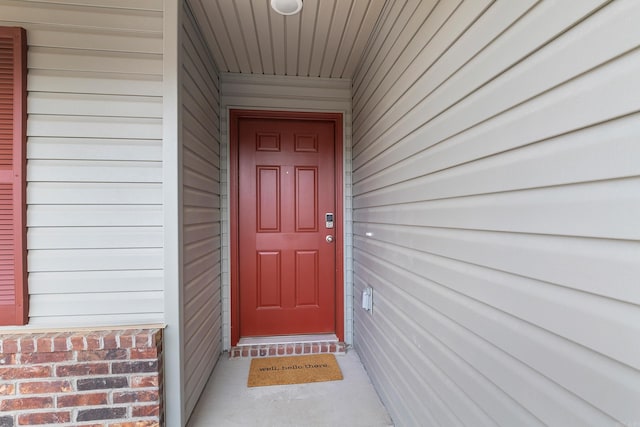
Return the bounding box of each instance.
[186,0,386,78]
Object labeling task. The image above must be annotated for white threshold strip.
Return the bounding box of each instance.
[237,334,339,346]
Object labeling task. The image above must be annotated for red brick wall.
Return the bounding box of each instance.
[0,328,163,427]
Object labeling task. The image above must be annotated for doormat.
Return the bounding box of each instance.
[247,354,343,387]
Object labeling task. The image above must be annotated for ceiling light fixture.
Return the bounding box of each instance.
[271,0,303,16]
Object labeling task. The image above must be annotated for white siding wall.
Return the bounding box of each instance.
[220,73,352,349]
[181,3,222,419]
[0,0,164,326]
[352,1,640,426]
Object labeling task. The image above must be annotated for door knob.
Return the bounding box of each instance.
[326,235,334,243]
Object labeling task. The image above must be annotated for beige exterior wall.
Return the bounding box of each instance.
[352,1,640,425]
[181,2,222,419]
[0,0,164,326]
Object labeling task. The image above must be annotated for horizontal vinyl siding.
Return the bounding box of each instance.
[182,4,222,419]
[352,1,640,426]
[0,0,164,326]
[220,73,353,349]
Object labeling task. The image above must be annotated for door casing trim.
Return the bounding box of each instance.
[229,109,344,346]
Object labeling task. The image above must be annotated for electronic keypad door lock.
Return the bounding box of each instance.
[325,213,334,229]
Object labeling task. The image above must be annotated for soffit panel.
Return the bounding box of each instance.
[186,0,386,78]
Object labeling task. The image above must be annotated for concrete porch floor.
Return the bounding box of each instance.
[187,350,394,426]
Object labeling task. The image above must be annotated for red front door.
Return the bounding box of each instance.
[231,111,342,340]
